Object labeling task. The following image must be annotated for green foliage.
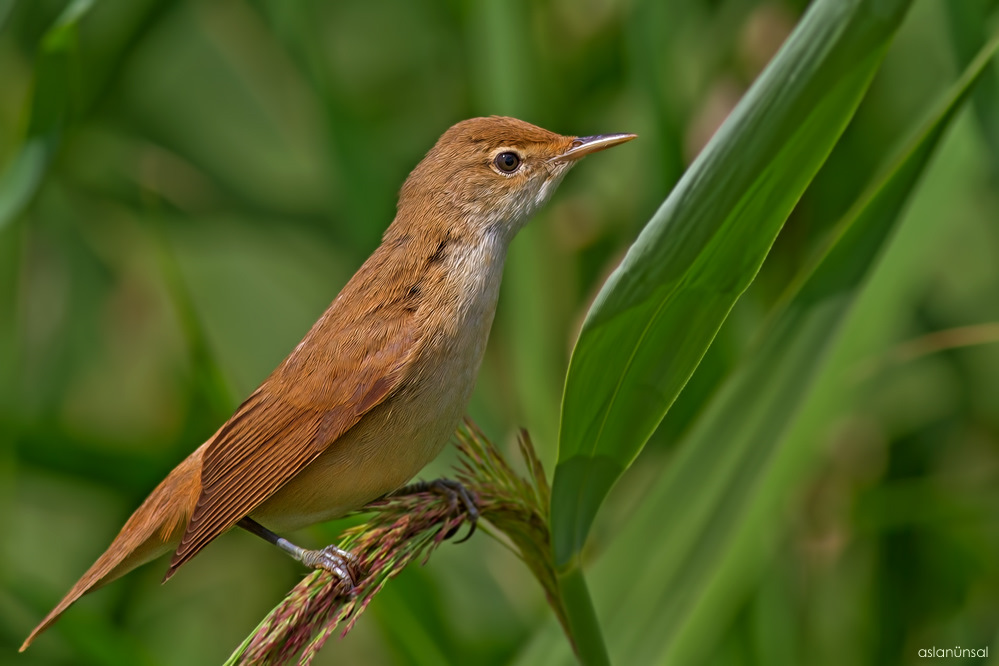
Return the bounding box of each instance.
[591,38,999,666]
[552,0,911,569]
[4,1,999,665]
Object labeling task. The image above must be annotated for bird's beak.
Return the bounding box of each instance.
[549,133,637,163]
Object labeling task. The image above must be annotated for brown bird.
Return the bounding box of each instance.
[20,116,635,650]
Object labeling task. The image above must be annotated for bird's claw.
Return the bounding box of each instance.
[300,544,360,588]
[392,478,479,543]
[433,479,479,543]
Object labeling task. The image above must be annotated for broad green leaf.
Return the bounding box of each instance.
[595,35,999,666]
[552,0,913,566]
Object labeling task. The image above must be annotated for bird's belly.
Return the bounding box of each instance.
[250,346,481,534]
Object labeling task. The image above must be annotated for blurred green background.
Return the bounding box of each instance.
[3,0,999,664]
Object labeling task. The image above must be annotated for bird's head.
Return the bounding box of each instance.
[397,116,635,243]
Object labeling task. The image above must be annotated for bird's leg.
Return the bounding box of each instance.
[389,478,480,542]
[237,517,359,586]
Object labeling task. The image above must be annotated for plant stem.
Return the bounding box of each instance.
[557,560,610,666]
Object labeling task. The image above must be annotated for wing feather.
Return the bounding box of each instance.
[165,241,425,580]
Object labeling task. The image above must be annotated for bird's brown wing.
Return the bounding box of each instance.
[165,279,419,580]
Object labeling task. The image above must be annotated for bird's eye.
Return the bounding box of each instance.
[494,151,521,173]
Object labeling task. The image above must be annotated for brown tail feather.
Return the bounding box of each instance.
[20,445,205,651]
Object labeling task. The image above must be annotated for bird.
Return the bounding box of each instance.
[20,116,635,650]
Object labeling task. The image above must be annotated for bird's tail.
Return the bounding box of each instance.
[20,445,205,651]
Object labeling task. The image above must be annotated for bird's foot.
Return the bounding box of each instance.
[391,478,480,542]
[238,518,362,588]
[298,544,361,587]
